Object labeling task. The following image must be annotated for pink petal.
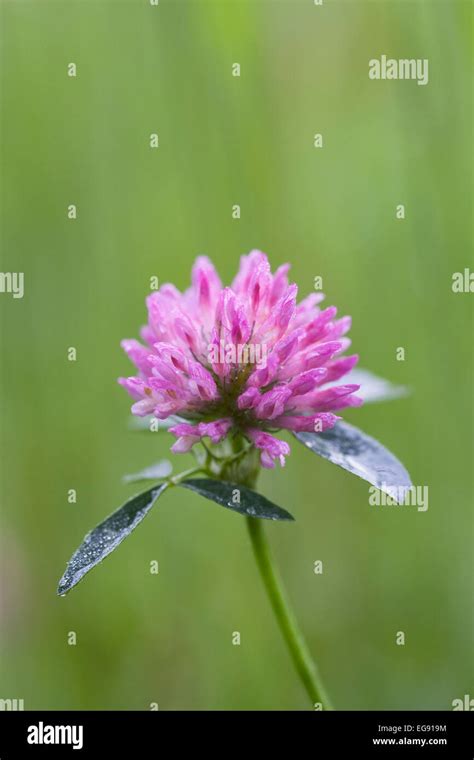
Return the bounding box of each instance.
[247,429,290,468]
[274,413,341,432]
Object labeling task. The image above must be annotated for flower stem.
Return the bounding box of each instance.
[246,517,334,710]
[168,466,204,486]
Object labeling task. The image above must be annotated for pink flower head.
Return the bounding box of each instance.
[119,251,362,468]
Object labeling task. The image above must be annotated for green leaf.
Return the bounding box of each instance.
[294,421,412,503]
[179,478,294,521]
[57,483,169,595]
[123,459,172,484]
[343,367,409,404]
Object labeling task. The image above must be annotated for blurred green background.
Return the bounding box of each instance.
[1,0,472,710]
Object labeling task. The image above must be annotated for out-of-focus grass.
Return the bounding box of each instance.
[0,0,472,709]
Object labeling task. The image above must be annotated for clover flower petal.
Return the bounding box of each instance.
[120,252,362,467]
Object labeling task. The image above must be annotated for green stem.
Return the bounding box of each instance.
[246,517,334,710]
[168,466,204,486]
